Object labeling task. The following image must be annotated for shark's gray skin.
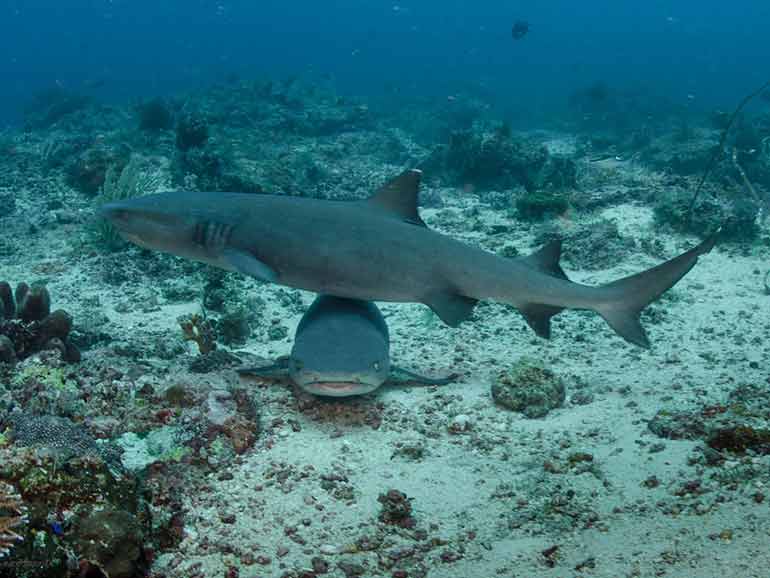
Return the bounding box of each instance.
[100,169,716,347]
[238,294,454,397]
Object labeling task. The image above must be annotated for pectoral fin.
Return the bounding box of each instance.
[390,365,458,386]
[223,249,278,283]
[237,357,290,380]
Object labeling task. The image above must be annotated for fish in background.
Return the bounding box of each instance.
[511,20,529,40]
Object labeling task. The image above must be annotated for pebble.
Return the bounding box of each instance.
[448,414,472,433]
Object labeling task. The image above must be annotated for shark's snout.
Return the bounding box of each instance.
[98,198,195,255]
[98,202,131,229]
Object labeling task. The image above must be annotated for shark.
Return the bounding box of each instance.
[100,169,716,347]
[238,294,455,397]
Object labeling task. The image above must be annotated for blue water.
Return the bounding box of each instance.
[1,1,769,125]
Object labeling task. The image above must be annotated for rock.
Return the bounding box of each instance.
[648,410,706,440]
[0,334,16,363]
[377,489,415,528]
[492,359,566,418]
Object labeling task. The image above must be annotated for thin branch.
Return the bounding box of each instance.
[686,79,770,221]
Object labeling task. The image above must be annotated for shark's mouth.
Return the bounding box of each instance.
[299,379,379,397]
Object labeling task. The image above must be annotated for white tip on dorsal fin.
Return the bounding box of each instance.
[367,169,426,227]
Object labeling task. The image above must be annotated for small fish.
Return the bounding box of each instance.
[511,20,529,40]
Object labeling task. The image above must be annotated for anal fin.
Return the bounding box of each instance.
[424,291,478,327]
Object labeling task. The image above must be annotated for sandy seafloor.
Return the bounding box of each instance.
[1,140,769,578]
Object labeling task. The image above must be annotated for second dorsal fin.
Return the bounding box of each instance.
[367,169,426,227]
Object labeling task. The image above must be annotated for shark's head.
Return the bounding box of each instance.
[288,296,391,397]
[99,194,234,267]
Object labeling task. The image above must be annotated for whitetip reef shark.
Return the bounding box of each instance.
[238,294,455,397]
[100,169,716,348]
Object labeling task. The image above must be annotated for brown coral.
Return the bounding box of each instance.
[0,481,27,559]
[178,312,217,355]
[0,280,80,363]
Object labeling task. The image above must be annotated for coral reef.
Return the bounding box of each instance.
[653,186,760,240]
[533,219,636,270]
[178,312,217,355]
[5,413,122,469]
[65,144,130,196]
[23,87,91,130]
[430,129,550,191]
[175,111,209,151]
[1,69,769,577]
[423,127,577,221]
[0,481,27,559]
[0,446,149,576]
[649,383,770,456]
[0,281,80,363]
[514,189,570,221]
[137,97,174,131]
[71,507,147,578]
[93,154,160,250]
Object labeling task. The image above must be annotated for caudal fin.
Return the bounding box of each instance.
[596,233,718,347]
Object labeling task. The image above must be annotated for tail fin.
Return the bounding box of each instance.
[596,233,718,348]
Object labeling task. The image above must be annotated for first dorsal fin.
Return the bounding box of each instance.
[521,240,569,281]
[367,169,426,227]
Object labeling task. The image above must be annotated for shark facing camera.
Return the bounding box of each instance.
[238,295,453,397]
